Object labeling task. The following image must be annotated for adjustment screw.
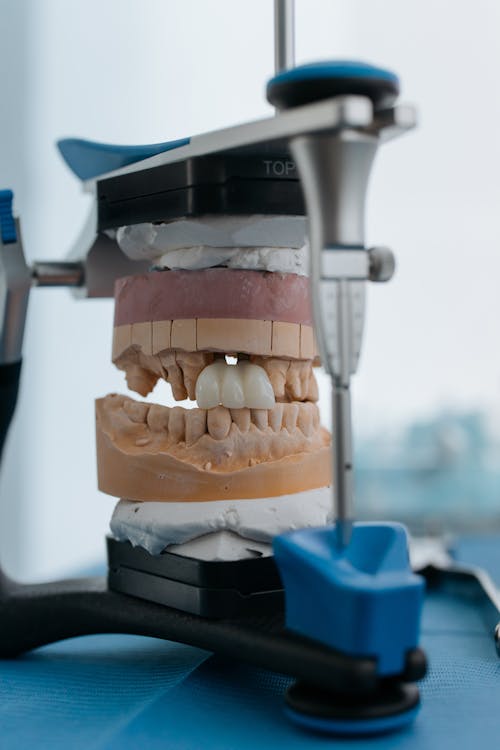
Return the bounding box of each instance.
[368,246,396,282]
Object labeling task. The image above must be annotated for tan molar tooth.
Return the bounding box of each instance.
[250,356,289,400]
[251,409,268,431]
[306,372,319,402]
[311,402,320,430]
[286,362,303,400]
[125,364,158,397]
[207,406,232,440]
[286,361,315,402]
[283,403,299,432]
[176,351,214,400]
[231,408,251,432]
[297,402,316,436]
[185,409,207,447]
[147,404,170,433]
[168,406,185,443]
[268,403,284,432]
[159,352,188,401]
[123,400,150,423]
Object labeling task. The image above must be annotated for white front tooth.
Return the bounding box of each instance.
[241,362,275,409]
[221,365,245,408]
[195,360,275,410]
[195,361,224,409]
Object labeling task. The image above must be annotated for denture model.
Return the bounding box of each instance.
[96,218,332,561]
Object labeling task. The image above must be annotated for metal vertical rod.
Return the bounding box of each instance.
[332,381,354,550]
[274,0,295,74]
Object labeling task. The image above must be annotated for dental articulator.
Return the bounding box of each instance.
[0,0,458,735]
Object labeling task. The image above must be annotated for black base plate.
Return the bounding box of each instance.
[107,537,284,618]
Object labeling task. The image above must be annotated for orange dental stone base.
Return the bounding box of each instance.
[96,395,332,502]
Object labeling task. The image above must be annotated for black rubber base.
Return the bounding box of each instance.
[107,537,284,619]
[0,360,22,461]
[285,680,420,736]
[267,75,399,112]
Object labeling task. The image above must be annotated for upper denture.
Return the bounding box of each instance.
[114,346,319,406]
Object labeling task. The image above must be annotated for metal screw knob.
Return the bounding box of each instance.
[368,246,396,282]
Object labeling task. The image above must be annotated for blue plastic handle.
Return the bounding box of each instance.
[0,189,17,244]
[57,136,190,181]
[274,522,424,676]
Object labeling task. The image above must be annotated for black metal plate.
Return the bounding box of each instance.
[107,537,282,591]
[107,537,284,618]
[97,151,305,230]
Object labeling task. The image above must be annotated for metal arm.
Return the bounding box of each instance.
[290,125,400,550]
[274,0,295,74]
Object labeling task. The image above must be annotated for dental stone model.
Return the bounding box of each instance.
[96,223,332,560]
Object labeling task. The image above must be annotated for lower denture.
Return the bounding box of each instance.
[96,394,331,501]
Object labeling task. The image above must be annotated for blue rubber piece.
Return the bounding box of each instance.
[273,523,424,676]
[57,136,190,180]
[0,189,17,244]
[285,704,420,736]
[268,60,399,88]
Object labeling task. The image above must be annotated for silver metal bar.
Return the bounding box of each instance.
[274,0,295,74]
[332,381,354,549]
[0,220,31,364]
[412,539,500,657]
[82,98,416,188]
[32,262,84,287]
[289,117,407,552]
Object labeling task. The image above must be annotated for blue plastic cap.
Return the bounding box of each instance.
[0,189,17,244]
[57,136,190,181]
[267,60,400,111]
[269,60,399,88]
[273,523,424,676]
[285,704,421,737]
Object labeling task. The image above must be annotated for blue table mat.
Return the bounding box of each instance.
[0,538,499,749]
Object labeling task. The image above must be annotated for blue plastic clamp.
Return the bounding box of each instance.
[273,522,424,676]
[57,136,190,181]
[0,190,17,244]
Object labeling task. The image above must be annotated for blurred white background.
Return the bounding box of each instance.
[1,0,500,579]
